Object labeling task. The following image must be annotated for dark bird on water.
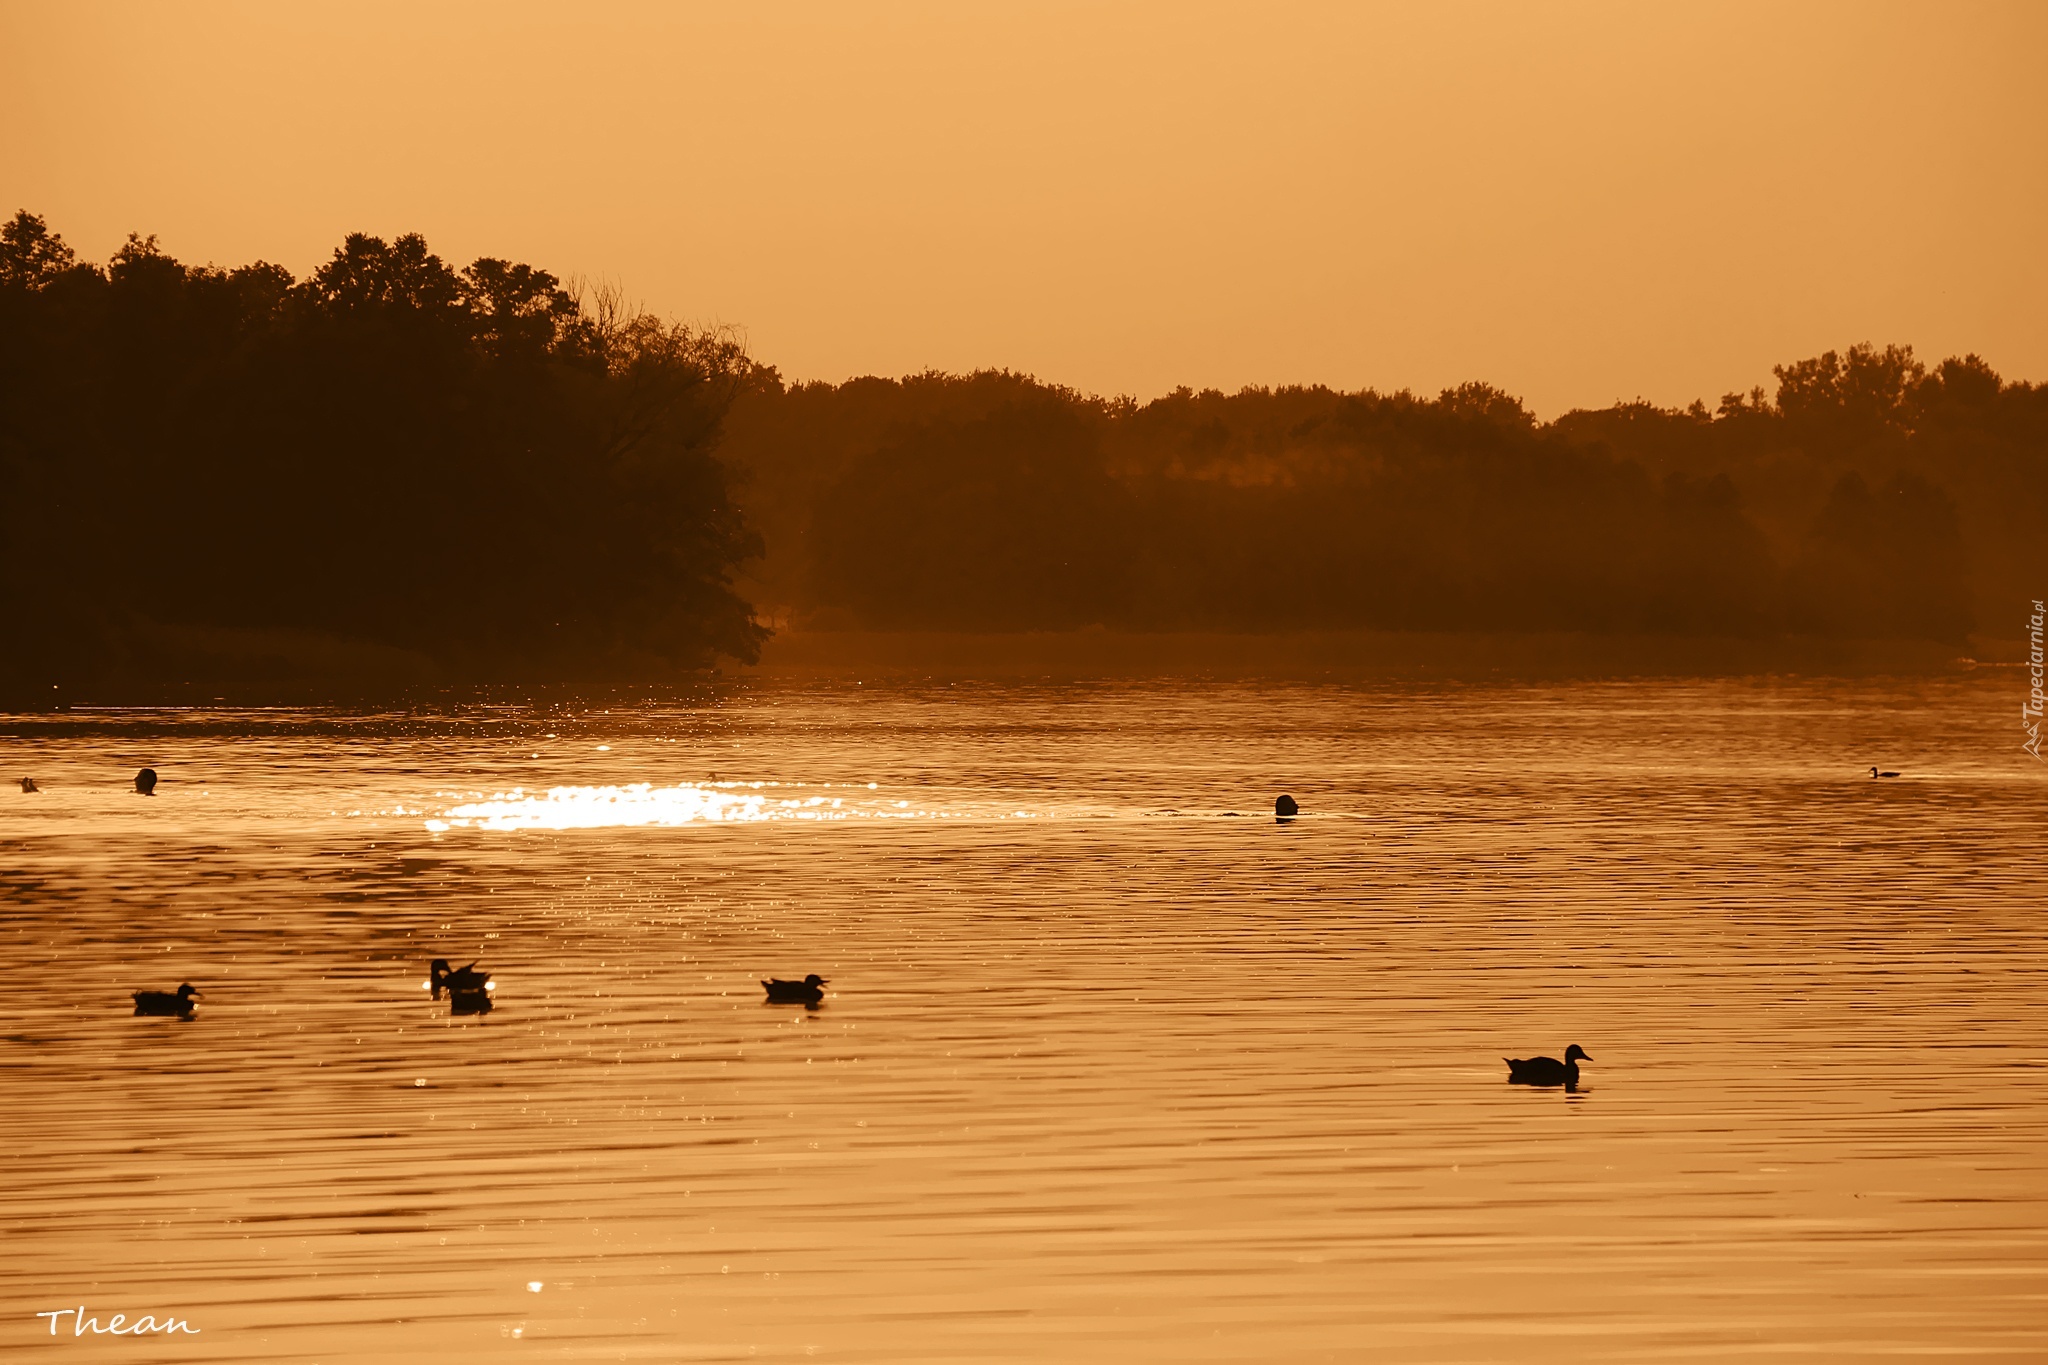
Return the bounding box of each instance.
[1275,794,1299,819]
[19,777,38,792]
[135,767,158,795]
[1870,767,1900,779]
[1505,1044,1591,1086]
[133,983,200,1018]
[429,958,494,1015]
[762,974,827,1004]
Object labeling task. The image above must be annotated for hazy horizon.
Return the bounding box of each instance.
[7,0,2045,418]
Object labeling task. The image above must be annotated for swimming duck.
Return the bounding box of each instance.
[1505,1045,1590,1086]
[762,974,827,1004]
[19,777,38,793]
[429,958,494,1014]
[133,983,200,1018]
[1870,767,1900,779]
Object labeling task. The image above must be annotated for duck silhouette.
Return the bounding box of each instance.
[133,983,200,1018]
[762,974,826,1004]
[19,777,38,793]
[1870,767,1900,779]
[429,958,493,1015]
[1505,1044,1590,1087]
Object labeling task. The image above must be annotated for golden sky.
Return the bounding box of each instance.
[6,1,2044,414]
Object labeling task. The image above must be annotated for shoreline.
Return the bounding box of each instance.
[4,628,2012,709]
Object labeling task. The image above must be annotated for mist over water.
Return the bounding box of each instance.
[3,676,2042,1361]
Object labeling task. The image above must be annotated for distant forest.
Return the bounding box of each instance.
[3,212,2042,696]
[723,359,2039,647]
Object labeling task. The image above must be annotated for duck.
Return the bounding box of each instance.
[1870,767,1900,779]
[19,777,38,793]
[762,974,827,1004]
[133,983,200,1018]
[1505,1044,1591,1086]
[429,958,494,1014]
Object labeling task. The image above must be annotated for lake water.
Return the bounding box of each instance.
[2,675,2043,1362]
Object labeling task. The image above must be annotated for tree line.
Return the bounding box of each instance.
[4,210,2040,697]
[723,350,2039,646]
[0,211,762,698]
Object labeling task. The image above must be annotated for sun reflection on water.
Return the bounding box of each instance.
[422,782,979,832]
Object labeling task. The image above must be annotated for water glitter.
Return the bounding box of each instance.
[424,783,852,831]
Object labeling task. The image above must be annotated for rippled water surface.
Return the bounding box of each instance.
[2,676,2043,1362]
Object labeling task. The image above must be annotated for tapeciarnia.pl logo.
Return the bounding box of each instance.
[2026,599,2044,761]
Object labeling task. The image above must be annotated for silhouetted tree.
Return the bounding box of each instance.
[0,211,77,288]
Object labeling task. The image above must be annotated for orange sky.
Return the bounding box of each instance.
[6,1,2044,414]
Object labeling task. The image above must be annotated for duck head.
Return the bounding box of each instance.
[804,975,827,988]
[1564,1044,1591,1063]
[176,984,200,1000]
